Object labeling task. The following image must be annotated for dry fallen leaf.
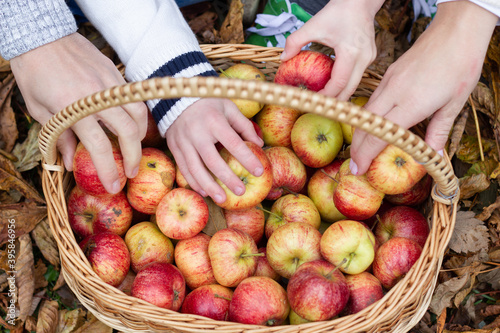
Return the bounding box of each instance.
[449,211,490,254]
[218,0,244,44]
[371,30,396,74]
[472,82,496,119]
[459,173,491,200]
[24,315,37,332]
[12,121,42,172]
[448,109,469,159]
[29,290,46,317]
[477,196,500,221]
[15,234,35,323]
[57,308,87,333]
[202,196,227,236]
[73,312,113,333]
[430,273,469,315]
[36,299,59,333]
[0,56,10,72]
[31,217,60,268]
[477,266,500,290]
[33,258,48,290]
[0,202,47,246]
[0,74,18,153]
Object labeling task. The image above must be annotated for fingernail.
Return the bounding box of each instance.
[280,51,287,60]
[437,149,444,157]
[199,190,207,197]
[111,180,121,194]
[235,186,245,196]
[214,194,224,203]
[253,167,263,177]
[131,167,139,178]
[349,159,358,175]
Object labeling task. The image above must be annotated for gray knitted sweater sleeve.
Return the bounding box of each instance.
[0,0,77,60]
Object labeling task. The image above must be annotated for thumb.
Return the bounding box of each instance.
[281,27,312,61]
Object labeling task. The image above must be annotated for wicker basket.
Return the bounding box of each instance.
[39,44,459,333]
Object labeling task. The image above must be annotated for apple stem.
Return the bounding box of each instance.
[214,294,232,301]
[219,68,231,78]
[240,253,265,258]
[75,212,94,220]
[283,187,300,196]
[343,253,356,271]
[372,214,381,231]
[325,260,345,279]
[320,169,339,183]
[255,206,282,220]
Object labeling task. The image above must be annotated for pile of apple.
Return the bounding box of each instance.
[67,50,433,326]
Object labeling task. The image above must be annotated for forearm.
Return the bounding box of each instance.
[437,0,500,19]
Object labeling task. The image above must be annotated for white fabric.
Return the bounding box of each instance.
[246,12,306,47]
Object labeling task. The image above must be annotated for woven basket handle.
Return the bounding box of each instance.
[38,76,459,205]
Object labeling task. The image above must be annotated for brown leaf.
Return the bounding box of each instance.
[370,30,396,74]
[489,246,500,262]
[459,173,491,200]
[483,316,500,330]
[480,305,500,318]
[437,307,447,333]
[31,217,60,268]
[33,258,48,290]
[456,136,496,164]
[0,74,17,152]
[430,273,469,315]
[449,109,469,159]
[449,211,490,254]
[188,11,217,35]
[15,234,34,322]
[0,202,47,246]
[477,266,500,289]
[202,196,227,236]
[0,56,10,72]
[57,308,87,333]
[0,272,8,291]
[36,299,59,333]
[53,272,66,291]
[471,82,496,118]
[12,121,42,172]
[477,196,500,221]
[24,315,37,332]
[219,0,244,44]
[29,289,46,317]
[0,164,46,204]
[73,313,113,333]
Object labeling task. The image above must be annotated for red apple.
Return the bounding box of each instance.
[342,271,384,315]
[142,110,165,148]
[126,147,175,215]
[181,284,234,321]
[124,221,174,273]
[254,247,280,281]
[266,222,322,279]
[291,113,343,168]
[68,186,132,238]
[208,228,262,287]
[73,139,127,197]
[367,144,427,195]
[287,259,349,321]
[372,237,423,289]
[264,146,307,200]
[375,205,429,248]
[131,262,186,310]
[274,50,334,91]
[155,187,209,240]
[251,120,264,140]
[228,276,290,326]
[385,174,432,206]
[223,204,265,244]
[254,104,302,147]
[264,193,321,239]
[79,232,130,287]
[174,233,217,290]
[215,141,273,210]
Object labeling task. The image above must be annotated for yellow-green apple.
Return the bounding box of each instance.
[228,276,290,326]
[181,284,234,321]
[264,146,307,200]
[175,164,189,189]
[73,139,127,197]
[375,206,429,248]
[320,220,376,275]
[155,187,209,240]
[340,96,367,144]
[223,204,265,244]
[254,247,280,281]
[385,174,432,206]
[220,63,266,118]
[117,270,136,296]
[307,159,346,223]
[142,110,165,148]
[254,104,302,147]
[174,233,216,290]
[79,231,130,287]
[68,186,132,238]
[372,237,422,289]
[131,262,186,310]
[288,309,311,325]
[215,141,273,210]
[342,271,384,315]
[266,222,322,279]
[124,221,174,273]
[333,159,384,220]
[264,194,321,239]
[208,228,263,287]
[366,144,427,195]
[127,147,175,215]
[291,113,343,168]
[274,50,334,91]
[287,259,349,321]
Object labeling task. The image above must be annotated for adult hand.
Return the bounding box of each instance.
[10,33,148,194]
[350,1,498,176]
[166,98,264,204]
[281,0,383,101]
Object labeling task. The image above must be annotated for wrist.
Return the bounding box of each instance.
[326,0,384,18]
[433,1,498,34]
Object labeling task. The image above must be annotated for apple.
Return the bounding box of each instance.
[181,284,234,321]
[228,276,290,326]
[373,237,423,289]
[291,113,343,168]
[220,63,266,118]
[367,144,427,195]
[264,193,321,239]
[385,174,432,206]
[375,205,430,248]
[68,186,132,238]
[254,104,302,147]
[254,247,280,281]
[320,220,376,275]
[264,146,307,200]
[266,222,322,279]
[287,259,349,321]
[175,164,189,189]
[208,228,262,287]
[174,233,217,290]
[126,147,175,215]
[288,309,311,325]
[73,138,127,197]
[142,110,165,148]
[361,200,394,230]
[307,159,346,223]
[340,96,368,144]
[131,262,186,310]
[251,120,264,140]
[79,231,130,287]
[117,270,136,296]
[274,50,334,92]
[124,221,174,273]
[223,203,265,244]
[214,141,273,210]
[342,271,384,315]
[155,187,209,239]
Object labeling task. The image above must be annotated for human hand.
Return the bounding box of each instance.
[281,0,383,101]
[165,98,265,204]
[10,33,148,194]
[349,1,498,176]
